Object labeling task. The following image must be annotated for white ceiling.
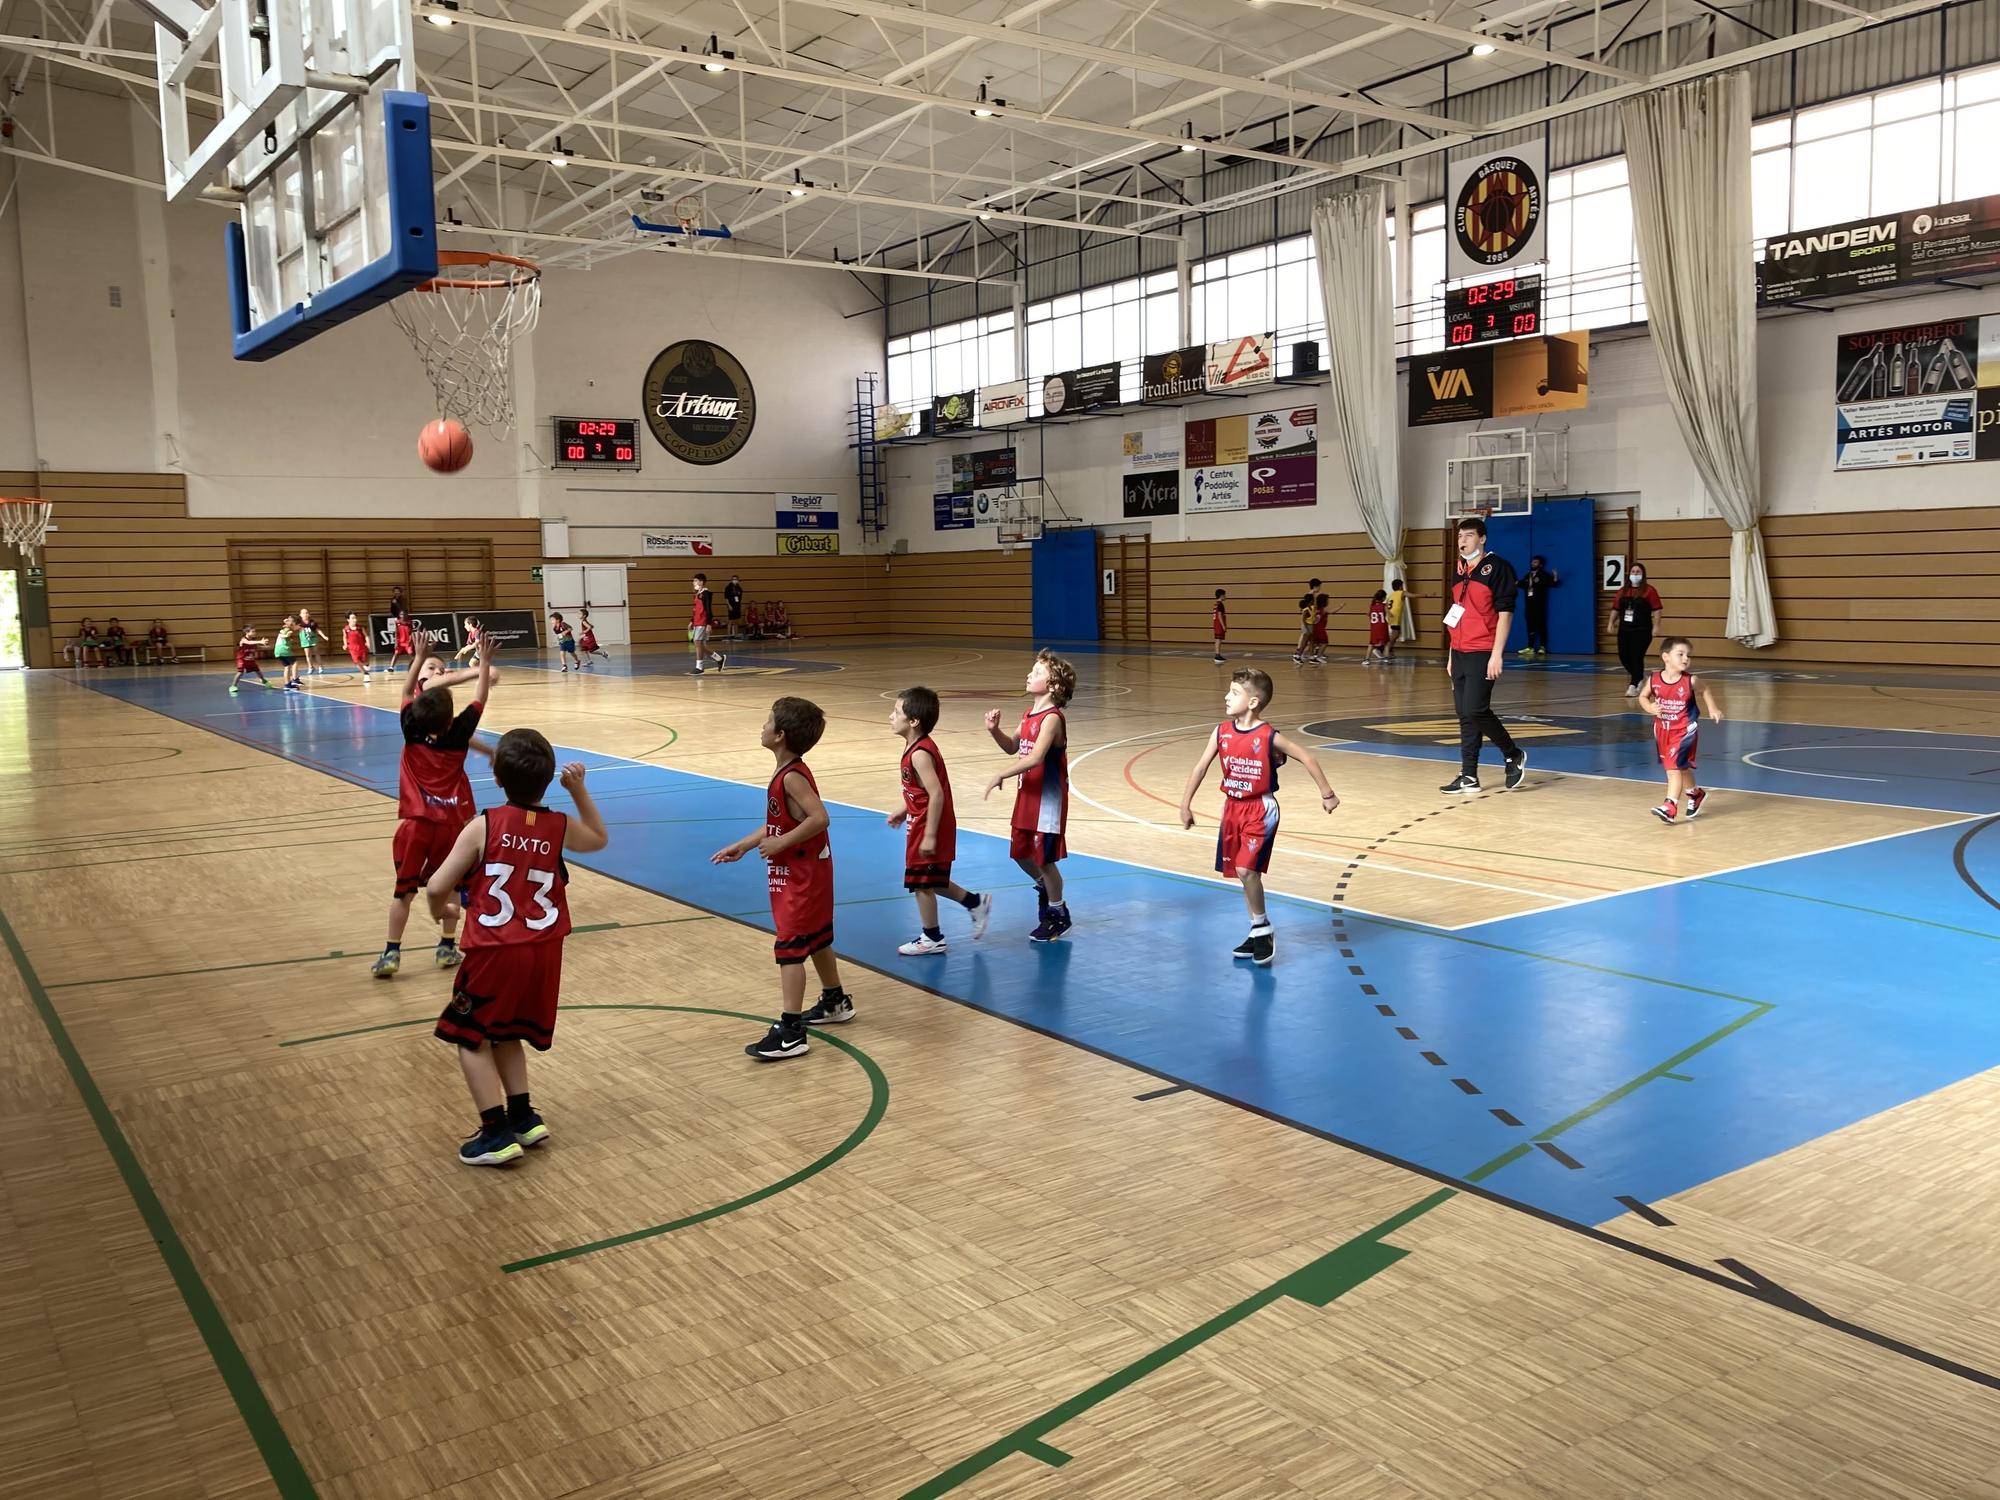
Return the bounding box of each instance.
[0,0,1941,283]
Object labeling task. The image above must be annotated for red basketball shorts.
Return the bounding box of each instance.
[348,640,369,665]
[1215,795,1279,878]
[770,874,834,965]
[434,942,563,1051]
[1657,721,1697,772]
[1009,826,1066,864]
[392,816,462,898]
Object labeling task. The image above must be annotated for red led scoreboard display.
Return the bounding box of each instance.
[553,417,641,470]
[1444,275,1543,346]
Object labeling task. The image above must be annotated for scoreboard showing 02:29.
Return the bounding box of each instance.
[553,416,642,470]
[1444,275,1544,347]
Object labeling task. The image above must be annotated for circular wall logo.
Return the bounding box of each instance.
[643,340,756,465]
[1042,374,1068,415]
[940,392,968,423]
[1253,412,1283,450]
[1162,351,1184,381]
[1914,213,1934,234]
[1454,155,1542,268]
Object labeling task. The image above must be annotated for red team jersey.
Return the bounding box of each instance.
[1369,602,1389,645]
[579,621,598,651]
[345,624,368,662]
[767,760,835,963]
[900,735,958,886]
[399,701,484,823]
[1650,671,1698,769]
[691,590,715,628]
[1214,719,1285,878]
[1213,601,1227,639]
[462,804,572,947]
[1011,707,1069,862]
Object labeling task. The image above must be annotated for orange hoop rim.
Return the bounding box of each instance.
[411,250,542,292]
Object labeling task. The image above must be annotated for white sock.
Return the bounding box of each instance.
[1248,914,1271,932]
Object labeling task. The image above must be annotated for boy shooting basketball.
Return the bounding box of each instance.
[983,649,1076,942]
[373,637,496,978]
[713,697,854,1060]
[888,686,993,955]
[1637,637,1724,824]
[429,734,608,1167]
[1178,669,1340,966]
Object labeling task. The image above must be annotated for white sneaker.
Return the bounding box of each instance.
[898,934,948,956]
[968,892,993,940]
[1625,683,1641,698]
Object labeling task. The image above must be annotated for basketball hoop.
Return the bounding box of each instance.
[674,195,712,247]
[0,498,52,564]
[389,251,542,433]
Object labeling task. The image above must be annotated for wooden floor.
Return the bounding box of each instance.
[5,645,2000,1500]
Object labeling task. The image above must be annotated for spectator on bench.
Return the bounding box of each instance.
[67,619,104,667]
[147,619,174,663]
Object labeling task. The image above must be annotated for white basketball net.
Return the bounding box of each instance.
[1,500,52,564]
[389,255,542,433]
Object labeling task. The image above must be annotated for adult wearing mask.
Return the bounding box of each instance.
[1440,516,1527,795]
[1519,555,1558,659]
[1609,566,1665,698]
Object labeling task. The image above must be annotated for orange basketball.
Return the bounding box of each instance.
[419,418,473,474]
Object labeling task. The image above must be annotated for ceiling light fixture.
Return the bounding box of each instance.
[550,137,572,167]
[970,81,1005,118]
[1179,122,1199,153]
[789,169,809,197]
[1469,40,1498,55]
[426,0,458,26]
[702,34,731,71]
[979,211,993,220]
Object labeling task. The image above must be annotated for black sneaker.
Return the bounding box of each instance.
[1212,653,1225,664]
[803,991,855,1025]
[711,653,727,671]
[1440,773,1481,795]
[1249,932,1275,967]
[1503,751,1527,791]
[746,1022,809,1060]
[458,1124,523,1167]
[509,1111,550,1148]
[1231,933,1259,959]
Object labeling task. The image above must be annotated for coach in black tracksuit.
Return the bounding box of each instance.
[1440,516,1526,795]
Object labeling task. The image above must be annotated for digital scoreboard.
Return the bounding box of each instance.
[553,417,641,469]
[1444,275,1543,346]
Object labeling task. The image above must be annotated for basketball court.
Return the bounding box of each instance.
[5,0,2000,1494]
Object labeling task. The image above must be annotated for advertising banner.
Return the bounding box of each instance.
[977,380,1029,426]
[1832,314,1998,470]
[641,532,715,555]
[475,609,541,651]
[1121,426,1182,472]
[1205,333,1274,391]
[775,491,838,529]
[776,532,841,556]
[1040,362,1120,416]
[1248,453,1317,509]
[1184,464,1248,512]
[1407,333,1588,426]
[931,391,975,433]
[1121,471,1180,518]
[1758,194,2000,305]
[1186,404,1314,465]
[1446,141,1548,280]
[369,614,457,653]
[933,493,974,530]
[1142,345,1207,402]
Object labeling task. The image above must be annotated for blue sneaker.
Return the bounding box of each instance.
[458,1124,523,1167]
[509,1111,549,1148]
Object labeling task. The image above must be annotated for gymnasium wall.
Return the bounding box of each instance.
[562,552,887,647]
[11,470,543,669]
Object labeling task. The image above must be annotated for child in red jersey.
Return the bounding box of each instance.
[389,612,417,673]
[343,611,373,683]
[428,732,608,1167]
[578,607,610,667]
[1211,589,1228,664]
[1309,593,1330,665]
[714,697,854,1060]
[888,686,993,956]
[372,637,496,978]
[1365,589,1390,664]
[229,625,270,694]
[983,649,1077,942]
[688,572,727,675]
[1637,637,1724,824]
[1178,668,1340,966]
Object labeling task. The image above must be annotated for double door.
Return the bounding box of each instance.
[541,564,629,645]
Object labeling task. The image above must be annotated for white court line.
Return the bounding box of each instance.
[1066,722,1563,920]
[1450,811,1991,932]
[1740,749,1884,783]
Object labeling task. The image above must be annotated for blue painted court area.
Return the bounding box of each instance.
[79,673,2000,1228]
[1312,712,2000,814]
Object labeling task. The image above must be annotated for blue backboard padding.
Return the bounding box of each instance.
[228,91,440,361]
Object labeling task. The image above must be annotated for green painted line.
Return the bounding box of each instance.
[1020,1441,1070,1466]
[1531,1004,1773,1146]
[48,950,353,990]
[502,1005,888,1271]
[900,1187,1452,1498]
[0,903,319,1498]
[1663,1071,1694,1082]
[1702,879,2000,942]
[631,725,681,760]
[280,1015,433,1048]
[1464,1142,1533,1183]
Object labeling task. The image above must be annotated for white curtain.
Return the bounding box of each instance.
[1311,188,1406,612]
[1621,72,1777,648]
